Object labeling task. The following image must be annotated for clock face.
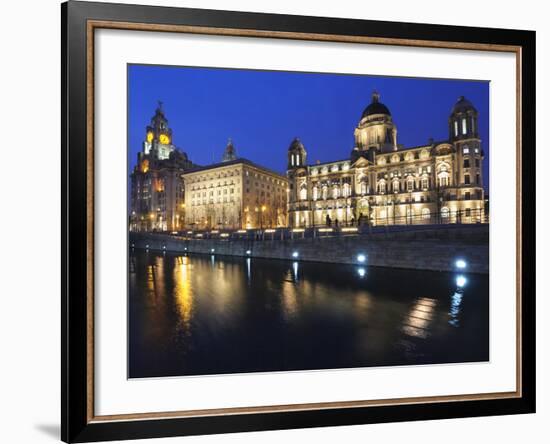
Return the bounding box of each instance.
[159,134,170,145]
[146,131,154,143]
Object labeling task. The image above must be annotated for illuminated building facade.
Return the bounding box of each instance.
[183,141,288,230]
[287,92,486,227]
[130,103,195,232]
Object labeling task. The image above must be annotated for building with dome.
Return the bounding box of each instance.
[287,92,486,227]
[130,103,196,232]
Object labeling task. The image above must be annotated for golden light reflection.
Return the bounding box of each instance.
[146,265,156,299]
[402,297,437,339]
[282,280,298,318]
[173,255,193,330]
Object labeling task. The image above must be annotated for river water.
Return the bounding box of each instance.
[129,250,488,378]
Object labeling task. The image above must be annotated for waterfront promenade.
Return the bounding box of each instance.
[130,224,489,273]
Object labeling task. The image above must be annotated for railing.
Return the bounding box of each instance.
[143,207,487,242]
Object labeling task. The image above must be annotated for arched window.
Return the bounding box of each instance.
[322,185,328,200]
[462,118,467,135]
[360,181,368,195]
[391,154,400,163]
[299,185,307,201]
[392,179,400,193]
[406,177,415,192]
[421,177,429,190]
[378,181,386,194]
[312,186,318,201]
[438,173,449,187]
[332,185,340,199]
[422,208,431,220]
[405,152,414,162]
[441,207,450,218]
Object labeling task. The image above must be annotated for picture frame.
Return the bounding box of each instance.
[62,1,536,442]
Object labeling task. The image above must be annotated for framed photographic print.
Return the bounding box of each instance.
[61,1,536,442]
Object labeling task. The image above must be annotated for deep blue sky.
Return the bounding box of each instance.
[128,64,489,189]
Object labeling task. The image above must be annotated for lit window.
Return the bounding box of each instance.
[343,183,351,197]
[462,118,467,135]
[463,146,470,154]
[422,208,431,219]
[406,178,414,192]
[393,180,400,193]
[441,207,450,218]
[454,120,458,136]
[312,186,318,201]
[438,174,449,187]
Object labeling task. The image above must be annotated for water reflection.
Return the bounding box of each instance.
[129,251,489,378]
[402,297,436,339]
[449,291,463,327]
[292,261,299,282]
[173,255,193,331]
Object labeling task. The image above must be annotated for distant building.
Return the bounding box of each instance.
[183,143,288,230]
[287,92,486,227]
[130,103,195,232]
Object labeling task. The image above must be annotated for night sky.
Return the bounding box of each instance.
[128,64,489,190]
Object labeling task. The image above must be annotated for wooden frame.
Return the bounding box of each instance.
[62,1,536,442]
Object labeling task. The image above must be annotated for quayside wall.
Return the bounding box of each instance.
[129,225,489,273]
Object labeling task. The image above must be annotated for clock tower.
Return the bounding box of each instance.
[143,101,175,160]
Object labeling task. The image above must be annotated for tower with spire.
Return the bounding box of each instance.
[221,138,237,162]
[130,102,195,233]
[143,101,175,160]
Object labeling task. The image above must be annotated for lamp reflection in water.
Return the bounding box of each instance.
[281,262,300,318]
[449,292,463,327]
[246,257,251,282]
[449,274,467,326]
[173,255,193,331]
[402,297,437,339]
